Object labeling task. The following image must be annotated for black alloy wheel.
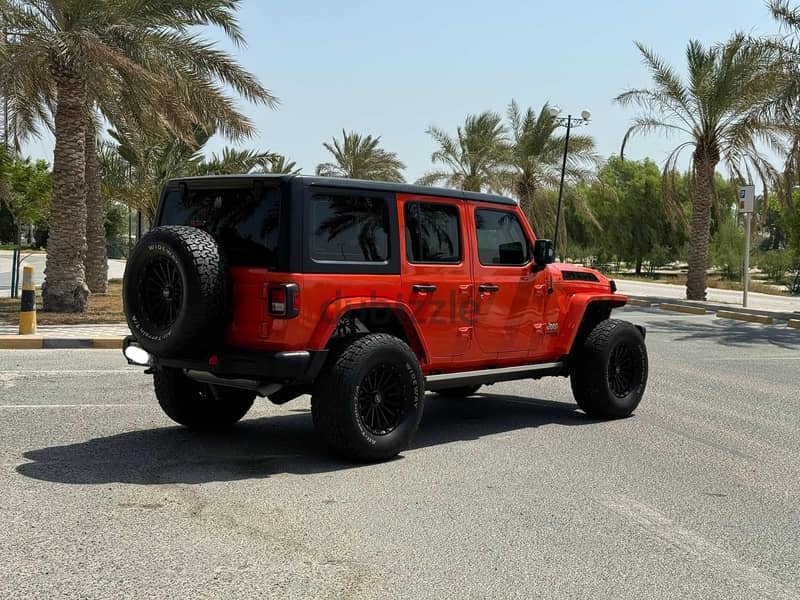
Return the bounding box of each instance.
[357,363,406,435]
[608,342,636,398]
[141,257,184,332]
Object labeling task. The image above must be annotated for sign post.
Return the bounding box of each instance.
[737,185,755,308]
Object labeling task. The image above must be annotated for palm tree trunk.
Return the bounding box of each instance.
[85,121,108,294]
[686,153,716,301]
[42,72,89,312]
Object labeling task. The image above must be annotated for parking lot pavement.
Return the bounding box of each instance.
[1,307,798,599]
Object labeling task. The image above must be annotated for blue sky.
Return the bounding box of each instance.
[24,0,783,181]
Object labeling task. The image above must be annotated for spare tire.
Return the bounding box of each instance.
[123,225,229,357]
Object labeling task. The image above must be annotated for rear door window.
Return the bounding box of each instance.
[159,184,282,268]
[404,201,461,263]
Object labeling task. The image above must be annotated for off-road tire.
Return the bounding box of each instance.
[154,367,254,430]
[435,385,482,398]
[570,319,648,418]
[124,225,229,357]
[311,334,424,462]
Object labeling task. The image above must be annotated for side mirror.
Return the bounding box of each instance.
[533,239,555,269]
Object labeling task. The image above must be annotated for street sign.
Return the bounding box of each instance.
[738,185,755,214]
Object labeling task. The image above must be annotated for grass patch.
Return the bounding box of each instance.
[0,245,46,253]
[0,280,125,325]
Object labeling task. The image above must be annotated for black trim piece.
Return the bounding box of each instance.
[154,349,328,384]
[562,271,600,282]
[162,174,517,207]
[425,361,566,391]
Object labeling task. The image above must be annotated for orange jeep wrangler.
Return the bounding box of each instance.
[123,175,648,461]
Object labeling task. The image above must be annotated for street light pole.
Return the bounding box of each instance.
[553,115,572,257]
[549,107,591,259]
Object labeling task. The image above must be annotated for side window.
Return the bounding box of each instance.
[474,209,532,266]
[404,202,461,263]
[310,194,389,263]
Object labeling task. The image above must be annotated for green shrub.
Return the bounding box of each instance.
[710,218,745,281]
[755,249,794,282]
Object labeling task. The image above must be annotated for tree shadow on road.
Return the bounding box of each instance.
[16,393,590,485]
[642,316,800,350]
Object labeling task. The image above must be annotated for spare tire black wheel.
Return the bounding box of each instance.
[123,225,229,357]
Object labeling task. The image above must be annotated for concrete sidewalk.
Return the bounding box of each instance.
[615,278,798,317]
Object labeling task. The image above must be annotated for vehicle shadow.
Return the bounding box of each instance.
[16,393,589,485]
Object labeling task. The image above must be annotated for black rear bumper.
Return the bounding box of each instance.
[123,336,327,384]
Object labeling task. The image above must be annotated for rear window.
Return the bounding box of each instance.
[159,185,282,268]
[310,194,389,263]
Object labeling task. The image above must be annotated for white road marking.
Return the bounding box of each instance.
[598,494,796,599]
[695,356,800,361]
[0,404,150,409]
[1,369,136,375]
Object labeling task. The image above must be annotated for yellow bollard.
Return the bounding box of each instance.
[19,266,37,335]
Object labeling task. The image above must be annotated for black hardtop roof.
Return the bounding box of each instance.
[166,174,517,207]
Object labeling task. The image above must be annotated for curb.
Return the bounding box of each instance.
[0,336,124,350]
[626,295,799,323]
[659,303,707,315]
[626,299,653,308]
[716,310,774,325]
[788,319,800,329]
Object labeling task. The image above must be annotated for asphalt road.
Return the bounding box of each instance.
[1,307,798,599]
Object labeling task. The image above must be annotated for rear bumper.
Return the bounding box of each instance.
[123,336,328,384]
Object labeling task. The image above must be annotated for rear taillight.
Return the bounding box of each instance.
[267,283,299,318]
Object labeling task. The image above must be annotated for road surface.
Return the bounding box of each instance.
[1,307,798,599]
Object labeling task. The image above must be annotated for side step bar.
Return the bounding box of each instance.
[425,361,566,391]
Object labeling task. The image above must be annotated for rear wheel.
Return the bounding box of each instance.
[153,367,255,430]
[570,319,648,418]
[311,334,424,461]
[435,385,482,398]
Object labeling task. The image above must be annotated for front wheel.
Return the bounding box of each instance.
[311,334,424,462]
[153,367,255,430]
[570,319,648,418]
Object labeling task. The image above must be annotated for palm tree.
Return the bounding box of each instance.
[768,1,800,216]
[100,128,289,220]
[616,35,783,300]
[417,112,508,192]
[316,130,405,182]
[506,101,599,248]
[195,147,274,176]
[263,153,301,174]
[0,0,276,311]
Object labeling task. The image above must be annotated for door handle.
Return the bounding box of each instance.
[479,284,500,293]
[413,284,437,293]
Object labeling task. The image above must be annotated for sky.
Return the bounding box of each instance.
[22,0,784,182]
